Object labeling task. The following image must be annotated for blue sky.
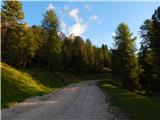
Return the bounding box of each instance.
[21,1,159,49]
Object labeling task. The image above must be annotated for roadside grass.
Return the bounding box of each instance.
[1,62,109,108]
[98,80,160,120]
[1,63,79,108]
[23,68,80,88]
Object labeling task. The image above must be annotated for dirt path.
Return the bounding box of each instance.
[2,80,127,120]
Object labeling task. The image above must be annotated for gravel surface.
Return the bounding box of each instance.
[2,80,128,120]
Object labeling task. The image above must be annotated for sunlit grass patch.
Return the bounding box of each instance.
[1,63,77,108]
[98,80,160,120]
[1,63,52,108]
[1,62,111,108]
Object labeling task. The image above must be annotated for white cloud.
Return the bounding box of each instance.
[69,23,87,36]
[69,8,83,23]
[68,8,87,36]
[46,3,55,11]
[111,32,116,37]
[69,9,79,21]
[89,15,98,21]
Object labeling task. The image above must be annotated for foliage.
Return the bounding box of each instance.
[138,7,160,92]
[149,7,160,91]
[139,19,155,92]
[1,0,111,74]
[70,36,87,72]
[85,39,94,71]
[93,46,104,72]
[41,10,62,71]
[112,23,140,91]
[101,44,111,68]
[29,25,46,68]
[2,0,159,95]
[61,38,73,70]
[1,0,25,67]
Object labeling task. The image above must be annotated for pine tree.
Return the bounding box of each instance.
[1,1,24,28]
[113,23,140,91]
[70,36,87,72]
[150,7,160,91]
[30,25,46,68]
[93,46,104,73]
[6,25,39,68]
[111,49,122,75]
[85,39,94,72]
[101,44,111,68]
[1,0,25,66]
[61,38,73,70]
[139,19,154,91]
[42,10,62,71]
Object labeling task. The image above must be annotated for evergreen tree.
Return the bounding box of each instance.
[93,46,104,73]
[42,10,62,71]
[150,7,160,91]
[70,36,87,72]
[61,38,73,70]
[139,19,154,91]
[113,23,140,91]
[30,25,46,68]
[18,27,37,68]
[101,44,111,68]
[85,39,94,72]
[1,1,24,27]
[1,0,25,66]
[111,49,121,75]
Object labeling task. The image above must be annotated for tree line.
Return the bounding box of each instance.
[1,1,111,73]
[1,1,160,93]
[111,7,160,92]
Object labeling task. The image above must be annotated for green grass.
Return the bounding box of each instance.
[1,63,79,108]
[1,62,109,108]
[98,80,160,120]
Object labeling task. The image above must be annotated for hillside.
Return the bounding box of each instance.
[1,63,109,108]
[1,63,80,108]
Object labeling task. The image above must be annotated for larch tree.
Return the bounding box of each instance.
[150,7,160,91]
[139,19,154,91]
[113,23,140,91]
[1,0,39,68]
[19,27,38,68]
[30,25,46,68]
[85,39,94,72]
[70,36,87,72]
[42,9,62,71]
[1,0,25,66]
[61,38,73,70]
[101,44,111,68]
[93,46,104,73]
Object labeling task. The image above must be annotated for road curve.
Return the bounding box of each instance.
[2,80,124,120]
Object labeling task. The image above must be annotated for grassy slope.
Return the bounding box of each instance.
[98,80,160,120]
[1,63,109,108]
[1,63,79,108]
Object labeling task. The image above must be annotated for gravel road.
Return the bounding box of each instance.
[2,80,127,120]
